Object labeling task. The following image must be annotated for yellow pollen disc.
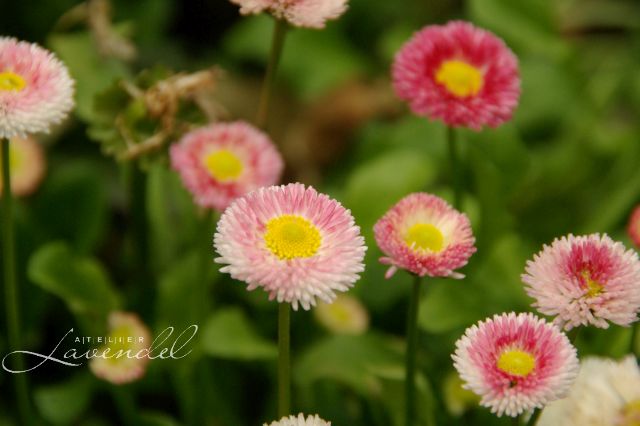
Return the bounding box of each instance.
[203,149,244,182]
[0,71,27,92]
[581,270,604,297]
[619,399,640,426]
[104,325,135,365]
[264,214,322,260]
[435,60,483,98]
[404,223,444,252]
[497,349,536,377]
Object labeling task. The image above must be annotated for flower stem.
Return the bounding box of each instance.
[2,138,32,425]
[256,18,288,129]
[278,303,291,417]
[405,274,422,426]
[525,408,541,426]
[447,126,462,210]
[630,323,638,355]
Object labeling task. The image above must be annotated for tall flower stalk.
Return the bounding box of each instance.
[447,126,462,209]
[404,275,422,426]
[278,303,291,417]
[256,19,288,129]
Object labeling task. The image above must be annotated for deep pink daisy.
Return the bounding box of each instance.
[0,136,45,197]
[452,312,579,417]
[170,121,284,211]
[627,205,640,248]
[230,0,348,29]
[392,21,520,130]
[373,193,476,279]
[522,234,640,330]
[0,37,74,138]
[214,183,366,310]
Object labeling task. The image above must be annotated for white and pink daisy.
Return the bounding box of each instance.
[452,312,579,417]
[214,183,366,310]
[0,136,45,197]
[89,312,152,385]
[627,205,640,248]
[373,193,475,279]
[170,121,284,212]
[522,234,640,330]
[538,356,640,426]
[230,0,348,29]
[392,21,520,130]
[0,37,74,138]
[264,414,331,426]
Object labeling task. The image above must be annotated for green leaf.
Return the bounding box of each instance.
[34,374,93,425]
[201,308,277,360]
[28,242,120,317]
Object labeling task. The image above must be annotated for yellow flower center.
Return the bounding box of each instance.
[103,325,136,365]
[619,399,640,426]
[435,60,483,98]
[203,149,244,182]
[497,349,536,377]
[264,214,322,260]
[0,71,27,92]
[581,270,604,297]
[404,223,444,252]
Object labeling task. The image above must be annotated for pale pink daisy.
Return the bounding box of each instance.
[522,234,640,330]
[214,183,366,310]
[373,193,476,279]
[452,312,579,417]
[0,37,74,138]
[170,121,284,211]
[89,312,152,385]
[392,21,520,130]
[0,136,45,197]
[229,0,348,29]
[264,414,331,426]
[627,205,640,248]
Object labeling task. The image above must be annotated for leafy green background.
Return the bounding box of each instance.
[2,0,640,425]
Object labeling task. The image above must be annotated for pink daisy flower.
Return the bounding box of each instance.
[170,121,284,212]
[264,414,331,426]
[0,37,74,138]
[214,183,366,310]
[392,21,520,130]
[452,312,579,417]
[89,312,152,385]
[0,136,45,197]
[373,193,476,279]
[627,205,640,248]
[522,234,640,330]
[229,0,348,29]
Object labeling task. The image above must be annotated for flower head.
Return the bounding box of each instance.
[627,205,640,248]
[452,312,579,417]
[538,356,640,426]
[264,414,331,426]
[0,136,45,196]
[522,234,640,330]
[314,294,369,335]
[373,193,475,279]
[170,121,284,211]
[230,0,348,29]
[89,312,152,385]
[392,21,520,130]
[214,183,366,310]
[0,37,74,138]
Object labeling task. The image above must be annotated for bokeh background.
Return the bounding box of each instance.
[2,0,640,424]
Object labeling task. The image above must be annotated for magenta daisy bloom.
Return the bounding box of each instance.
[627,205,640,248]
[392,21,520,130]
[522,234,640,330]
[214,183,366,310]
[373,193,475,279]
[0,136,45,197]
[0,37,74,138]
[229,0,348,29]
[453,312,579,417]
[170,121,284,212]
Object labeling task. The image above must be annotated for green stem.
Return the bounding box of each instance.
[2,138,32,425]
[111,386,138,426]
[630,323,638,355]
[278,303,291,418]
[256,18,288,129]
[405,275,422,426]
[199,210,219,321]
[129,164,149,277]
[447,126,462,210]
[525,408,541,426]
